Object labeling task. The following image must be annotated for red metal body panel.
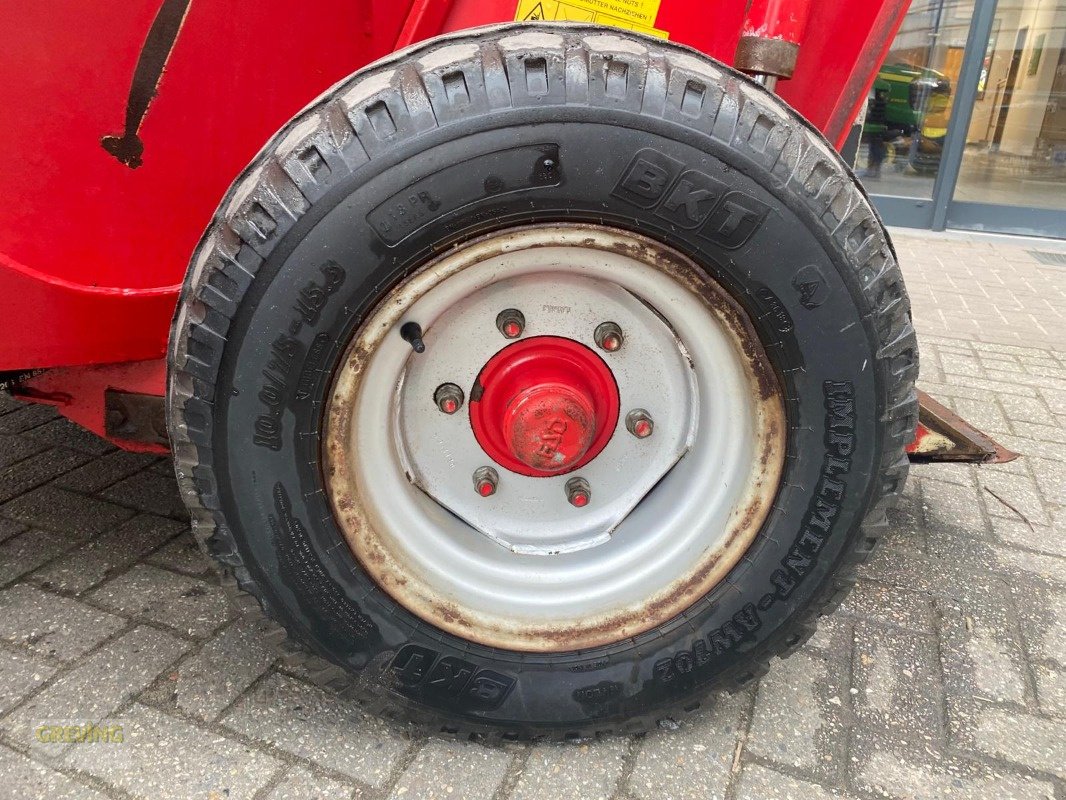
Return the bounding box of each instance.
[14,359,168,453]
[0,0,409,370]
[1,0,909,444]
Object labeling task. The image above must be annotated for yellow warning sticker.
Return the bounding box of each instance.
[515,0,668,39]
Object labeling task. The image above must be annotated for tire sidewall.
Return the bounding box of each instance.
[213,114,880,730]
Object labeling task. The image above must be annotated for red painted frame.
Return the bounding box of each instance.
[0,0,909,447]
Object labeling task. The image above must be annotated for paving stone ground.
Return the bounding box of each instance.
[0,229,1063,799]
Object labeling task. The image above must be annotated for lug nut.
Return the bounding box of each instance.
[565,477,591,507]
[496,309,526,339]
[626,409,654,439]
[473,467,499,497]
[594,322,623,352]
[434,383,464,415]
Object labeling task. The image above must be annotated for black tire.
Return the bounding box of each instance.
[168,23,917,740]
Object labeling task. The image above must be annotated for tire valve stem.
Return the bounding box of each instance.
[473,466,499,497]
[496,309,526,339]
[626,409,654,439]
[565,477,591,508]
[594,321,623,352]
[400,321,426,353]
[434,384,464,415]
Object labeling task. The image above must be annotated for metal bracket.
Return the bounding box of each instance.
[104,389,169,448]
[907,390,1018,464]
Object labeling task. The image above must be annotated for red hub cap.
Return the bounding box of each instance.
[470,336,620,477]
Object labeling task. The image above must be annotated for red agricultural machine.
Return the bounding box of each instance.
[1,0,1014,738]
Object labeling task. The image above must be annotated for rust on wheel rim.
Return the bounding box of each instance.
[323,224,786,652]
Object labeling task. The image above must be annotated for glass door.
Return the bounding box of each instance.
[863,0,1066,238]
[858,0,979,227]
[948,0,1066,234]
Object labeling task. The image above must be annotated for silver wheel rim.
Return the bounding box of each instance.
[325,225,786,652]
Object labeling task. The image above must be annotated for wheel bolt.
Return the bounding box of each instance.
[626,409,654,439]
[594,322,623,352]
[473,467,499,497]
[565,477,591,507]
[434,383,464,415]
[496,309,526,339]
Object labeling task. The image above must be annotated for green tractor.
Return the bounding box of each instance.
[864,63,953,176]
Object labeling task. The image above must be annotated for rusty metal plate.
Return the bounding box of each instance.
[908,390,1019,464]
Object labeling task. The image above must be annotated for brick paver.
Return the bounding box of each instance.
[0,230,1062,798]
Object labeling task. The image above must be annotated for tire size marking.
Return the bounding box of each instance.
[653,381,855,684]
[253,335,300,451]
[253,261,346,450]
[292,261,345,330]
